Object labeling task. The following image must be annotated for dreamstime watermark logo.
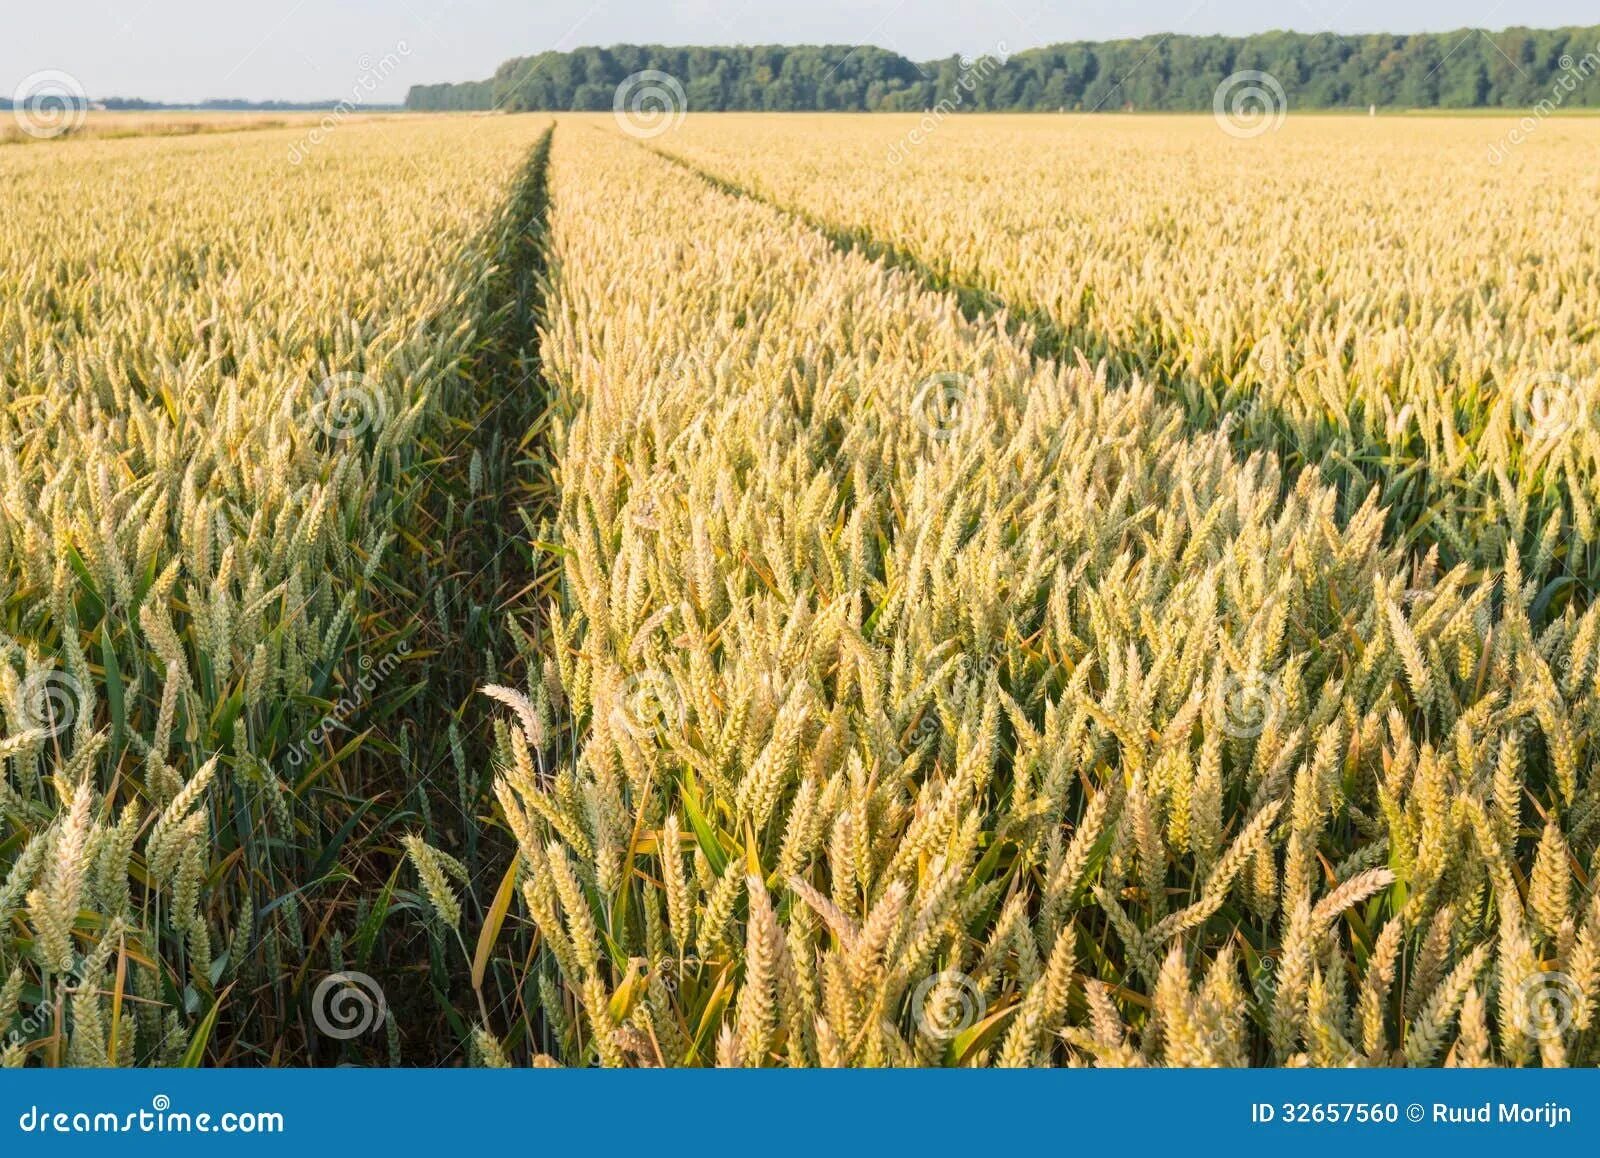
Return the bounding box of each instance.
[1510,970,1582,1042]
[613,70,687,139]
[282,644,409,768]
[887,44,1009,164]
[4,946,95,1054]
[10,70,88,140]
[287,42,411,165]
[1488,43,1600,164]
[652,953,701,993]
[911,372,977,442]
[1252,343,1302,383]
[1512,371,1586,442]
[1255,953,1278,995]
[1215,669,1284,739]
[911,970,985,1041]
[1212,70,1288,139]
[15,1094,284,1135]
[311,971,386,1040]
[1217,396,1265,440]
[615,669,685,739]
[1196,955,1277,1054]
[308,370,388,440]
[14,669,83,739]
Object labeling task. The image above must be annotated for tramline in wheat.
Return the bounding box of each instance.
[3,104,1599,1069]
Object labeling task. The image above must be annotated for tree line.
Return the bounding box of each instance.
[404,27,1600,113]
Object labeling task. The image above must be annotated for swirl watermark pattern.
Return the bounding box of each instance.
[16,669,83,739]
[616,669,685,739]
[10,70,88,140]
[911,970,986,1041]
[310,371,387,440]
[1215,670,1283,739]
[911,372,976,442]
[653,953,701,993]
[1213,70,1288,139]
[613,71,687,140]
[1513,371,1583,442]
[311,971,386,1040]
[1510,970,1582,1042]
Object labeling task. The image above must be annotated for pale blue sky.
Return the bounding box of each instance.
[5,0,1595,105]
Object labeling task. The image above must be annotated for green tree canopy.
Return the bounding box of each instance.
[405,28,1600,113]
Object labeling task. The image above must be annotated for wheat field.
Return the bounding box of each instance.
[3,109,1599,1067]
[0,109,397,146]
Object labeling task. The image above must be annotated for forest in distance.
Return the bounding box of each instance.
[405,26,1600,113]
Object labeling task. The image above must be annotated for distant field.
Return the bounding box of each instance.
[7,105,1594,149]
[0,108,416,145]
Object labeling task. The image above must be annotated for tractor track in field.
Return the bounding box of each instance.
[633,135,1525,586]
[317,123,561,1066]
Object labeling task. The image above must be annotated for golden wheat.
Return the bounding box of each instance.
[653,113,1600,587]
[0,116,544,1065]
[7,107,1598,1070]
[475,120,1600,1067]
